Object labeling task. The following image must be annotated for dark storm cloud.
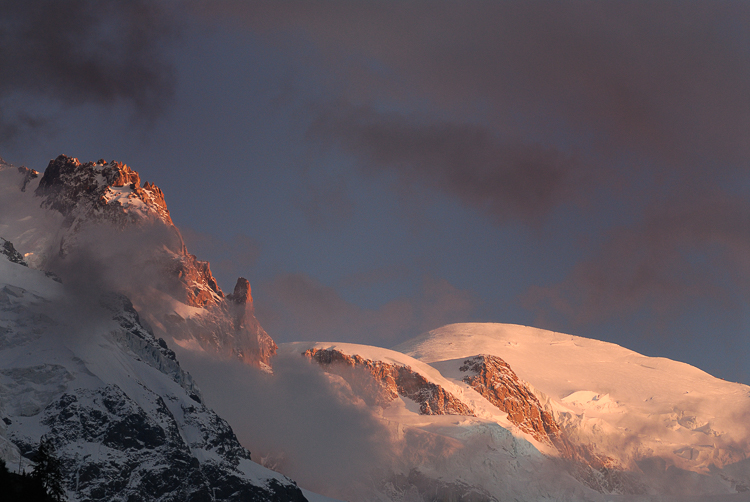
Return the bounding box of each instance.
[205,1,750,334]
[0,0,177,142]
[308,105,584,224]
[211,1,750,168]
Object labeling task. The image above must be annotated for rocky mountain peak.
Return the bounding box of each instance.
[35,154,172,226]
[14,154,278,368]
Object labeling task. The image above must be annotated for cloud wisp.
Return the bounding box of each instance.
[524,190,750,335]
[256,272,478,346]
[308,105,586,225]
[174,350,393,500]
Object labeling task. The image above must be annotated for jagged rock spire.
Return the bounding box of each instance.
[227,277,252,306]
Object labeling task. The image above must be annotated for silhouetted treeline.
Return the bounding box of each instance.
[0,458,57,502]
[1,438,66,502]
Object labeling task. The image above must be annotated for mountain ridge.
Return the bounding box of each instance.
[3,153,750,501]
[275,325,750,499]
[0,155,276,368]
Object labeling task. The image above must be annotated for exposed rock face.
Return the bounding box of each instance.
[305,348,474,416]
[27,155,276,367]
[459,355,559,445]
[1,238,27,267]
[36,155,172,228]
[227,277,252,306]
[170,251,225,308]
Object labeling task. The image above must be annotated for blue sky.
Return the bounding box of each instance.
[2,1,749,383]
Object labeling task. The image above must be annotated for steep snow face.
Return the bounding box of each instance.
[0,156,276,368]
[394,323,750,492]
[0,248,308,502]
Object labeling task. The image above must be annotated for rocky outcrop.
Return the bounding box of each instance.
[36,155,172,227]
[170,251,224,308]
[227,277,252,306]
[460,355,559,444]
[1,238,27,267]
[305,348,474,416]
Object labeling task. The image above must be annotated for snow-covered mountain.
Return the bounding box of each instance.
[0,239,309,501]
[276,327,750,500]
[0,156,339,501]
[278,341,625,501]
[395,323,750,479]
[3,153,750,501]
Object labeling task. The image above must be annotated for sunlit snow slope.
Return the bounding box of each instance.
[279,325,750,500]
[394,323,750,477]
[282,341,634,501]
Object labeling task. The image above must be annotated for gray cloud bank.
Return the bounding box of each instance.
[206,1,750,342]
[4,1,747,370]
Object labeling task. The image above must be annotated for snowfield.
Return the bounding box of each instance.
[270,327,750,500]
[394,323,750,474]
